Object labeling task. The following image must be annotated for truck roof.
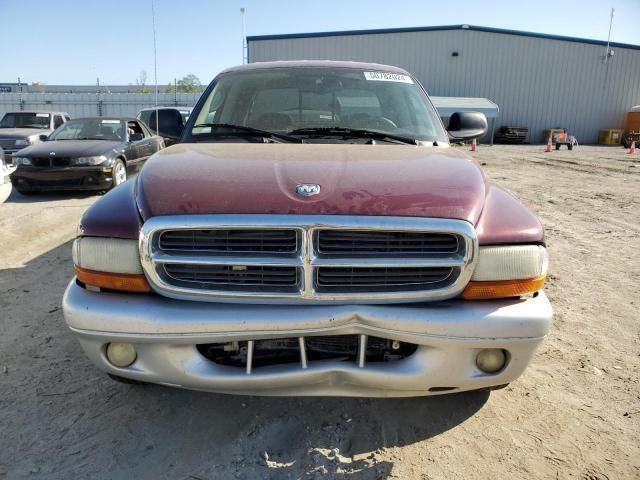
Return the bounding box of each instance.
[3,110,69,115]
[139,106,192,111]
[71,116,139,122]
[219,60,411,76]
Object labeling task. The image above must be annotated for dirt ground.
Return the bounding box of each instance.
[0,145,638,480]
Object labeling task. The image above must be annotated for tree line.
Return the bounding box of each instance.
[135,71,203,94]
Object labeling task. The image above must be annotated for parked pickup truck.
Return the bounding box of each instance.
[0,111,70,162]
[63,61,552,397]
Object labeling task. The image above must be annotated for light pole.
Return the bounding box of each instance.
[151,0,159,134]
[604,8,615,63]
[241,7,247,64]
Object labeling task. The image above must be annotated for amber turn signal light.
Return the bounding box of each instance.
[462,275,546,300]
[75,266,151,293]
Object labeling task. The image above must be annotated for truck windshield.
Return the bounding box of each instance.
[0,112,50,129]
[189,67,447,144]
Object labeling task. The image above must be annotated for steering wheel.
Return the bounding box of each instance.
[375,116,398,129]
[343,113,398,130]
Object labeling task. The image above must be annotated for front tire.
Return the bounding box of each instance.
[111,159,127,189]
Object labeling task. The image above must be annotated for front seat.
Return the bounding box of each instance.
[252,113,292,131]
[79,123,100,139]
[149,110,183,138]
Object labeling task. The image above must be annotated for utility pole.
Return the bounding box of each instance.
[96,77,102,116]
[18,77,23,110]
[241,7,247,64]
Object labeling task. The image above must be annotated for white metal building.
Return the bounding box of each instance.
[247,25,640,143]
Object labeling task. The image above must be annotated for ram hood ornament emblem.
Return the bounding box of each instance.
[295,183,321,197]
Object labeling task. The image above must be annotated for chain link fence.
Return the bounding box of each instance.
[0,92,201,119]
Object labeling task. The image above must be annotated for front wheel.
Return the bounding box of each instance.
[111,159,127,188]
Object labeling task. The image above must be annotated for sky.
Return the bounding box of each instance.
[1,0,639,86]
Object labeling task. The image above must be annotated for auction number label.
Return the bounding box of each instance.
[363,72,414,84]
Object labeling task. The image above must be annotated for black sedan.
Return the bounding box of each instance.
[10,117,164,194]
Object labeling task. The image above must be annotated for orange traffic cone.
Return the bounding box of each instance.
[470,138,478,152]
[628,141,636,154]
[545,136,553,152]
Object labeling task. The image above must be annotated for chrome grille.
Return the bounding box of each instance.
[317,230,458,255]
[159,229,298,254]
[140,215,477,303]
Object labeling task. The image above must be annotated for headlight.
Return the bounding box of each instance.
[71,155,108,166]
[14,157,32,166]
[73,237,150,292]
[14,139,29,146]
[462,245,547,300]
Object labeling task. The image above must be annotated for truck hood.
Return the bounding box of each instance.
[0,128,50,138]
[136,143,487,223]
[18,140,124,158]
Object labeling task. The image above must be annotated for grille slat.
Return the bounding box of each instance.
[317,230,458,255]
[316,266,453,292]
[159,229,298,254]
[163,264,299,291]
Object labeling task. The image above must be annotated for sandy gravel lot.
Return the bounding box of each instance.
[0,145,638,479]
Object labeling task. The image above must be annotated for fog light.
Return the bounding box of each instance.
[476,349,507,373]
[106,342,137,367]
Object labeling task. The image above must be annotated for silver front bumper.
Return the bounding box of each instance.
[62,280,552,397]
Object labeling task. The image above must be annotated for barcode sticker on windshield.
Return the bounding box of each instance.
[101,119,120,124]
[363,72,413,84]
[36,113,49,117]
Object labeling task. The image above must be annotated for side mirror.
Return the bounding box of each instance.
[447,112,488,140]
[39,134,48,142]
[130,132,144,142]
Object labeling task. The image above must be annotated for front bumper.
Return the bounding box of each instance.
[62,280,552,397]
[11,166,113,191]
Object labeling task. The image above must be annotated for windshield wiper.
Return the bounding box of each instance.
[192,123,303,143]
[288,127,419,145]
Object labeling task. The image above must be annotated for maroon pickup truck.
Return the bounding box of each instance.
[62,61,551,397]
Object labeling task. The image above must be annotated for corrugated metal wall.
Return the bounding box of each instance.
[0,93,200,119]
[249,29,640,143]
